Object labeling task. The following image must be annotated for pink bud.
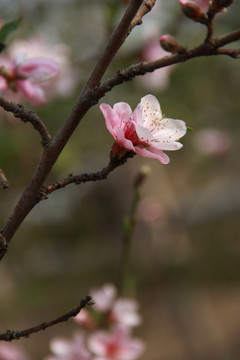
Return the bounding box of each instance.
[211,0,234,10]
[159,35,179,53]
[179,0,207,22]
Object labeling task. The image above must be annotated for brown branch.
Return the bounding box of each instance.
[216,48,240,58]
[0,0,145,261]
[96,28,240,97]
[0,21,239,260]
[40,151,135,200]
[0,168,9,189]
[0,97,52,146]
[128,0,156,33]
[0,296,93,342]
[82,0,144,93]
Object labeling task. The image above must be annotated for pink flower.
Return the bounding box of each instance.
[0,55,59,105]
[8,37,78,99]
[74,308,96,329]
[88,326,145,360]
[192,128,232,156]
[179,0,210,12]
[100,95,186,164]
[91,283,117,312]
[111,300,142,327]
[45,332,91,360]
[0,343,27,360]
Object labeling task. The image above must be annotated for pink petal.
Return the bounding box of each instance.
[114,127,135,151]
[112,299,142,327]
[91,283,116,313]
[17,57,59,82]
[117,339,145,360]
[0,76,8,90]
[100,103,122,138]
[135,146,170,164]
[16,80,46,106]
[113,102,132,124]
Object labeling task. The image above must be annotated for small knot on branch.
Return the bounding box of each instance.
[80,295,95,307]
[5,330,20,341]
[0,233,8,253]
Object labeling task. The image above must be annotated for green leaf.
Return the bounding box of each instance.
[187,126,194,132]
[0,18,22,43]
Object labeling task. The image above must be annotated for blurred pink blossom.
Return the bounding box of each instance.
[91,283,117,312]
[8,37,78,98]
[100,94,186,164]
[0,343,27,360]
[138,196,165,223]
[46,332,91,360]
[192,128,232,156]
[88,326,145,360]
[137,39,173,91]
[0,55,59,105]
[111,300,142,327]
[88,283,142,328]
[74,308,95,329]
[179,0,210,12]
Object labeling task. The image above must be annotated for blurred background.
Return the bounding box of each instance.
[0,1,240,359]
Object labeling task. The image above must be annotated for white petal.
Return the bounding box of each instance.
[153,118,186,141]
[135,123,154,142]
[140,94,163,129]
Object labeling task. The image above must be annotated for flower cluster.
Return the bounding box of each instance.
[45,283,145,360]
[0,54,59,106]
[100,95,186,164]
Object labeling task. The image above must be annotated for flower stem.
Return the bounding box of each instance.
[117,166,151,296]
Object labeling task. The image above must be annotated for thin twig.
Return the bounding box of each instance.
[40,151,135,200]
[0,22,239,260]
[96,28,240,97]
[0,97,52,146]
[117,166,150,295]
[0,1,146,260]
[128,0,156,33]
[0,168,9,189]
[0,296,94,342]
[82,0,144,93]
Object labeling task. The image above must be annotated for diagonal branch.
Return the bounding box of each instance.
[82,0,144,93]
[0,296,93,342]
[0,22,239,260]
[0,0,144,260]
[0,97,52,146]
[39,151,135,200]
[96,28,240,97]
[128,0,156,33]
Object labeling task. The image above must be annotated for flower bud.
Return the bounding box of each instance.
[160,35,179,53]
[179,0,207,22]
[211,0,234,10]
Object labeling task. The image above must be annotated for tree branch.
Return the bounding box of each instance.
[0,97,52,147]
[39,151,135,200]
[128,0,156,33]
[0,296,93,342]
[82,0,144,93]
[96,28,240,97]
[0,21,239,261]
[0,0,145,260]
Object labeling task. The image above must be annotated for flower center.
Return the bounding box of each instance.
[123,120,145,146]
